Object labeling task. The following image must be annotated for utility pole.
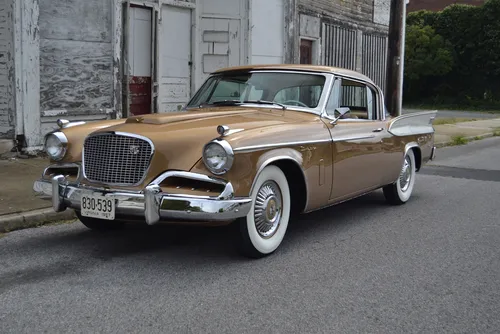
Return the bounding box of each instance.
[385,0,408,117]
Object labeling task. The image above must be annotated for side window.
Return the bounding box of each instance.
[339,79,378,120]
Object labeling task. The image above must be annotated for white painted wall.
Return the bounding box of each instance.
[159,5,192,112]
[196,0,247,86]
[250,0,284,64]
[128,7,151,77]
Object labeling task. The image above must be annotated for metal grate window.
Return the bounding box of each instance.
[83,133,153,186]
[362,33,388,93]
[322,24,357,70]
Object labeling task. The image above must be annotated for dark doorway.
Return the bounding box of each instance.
[300,39,313,64]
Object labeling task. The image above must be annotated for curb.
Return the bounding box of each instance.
[435,132,494,148]
[0,208,76,233]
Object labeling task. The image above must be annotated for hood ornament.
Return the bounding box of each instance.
[217,125,230,137]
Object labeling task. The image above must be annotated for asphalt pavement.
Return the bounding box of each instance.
[1,139,500,333]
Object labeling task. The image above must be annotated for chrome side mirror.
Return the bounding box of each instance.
[325,107,351,125]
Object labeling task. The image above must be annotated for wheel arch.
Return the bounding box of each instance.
[405,142,422,172]
[250,149,308,215]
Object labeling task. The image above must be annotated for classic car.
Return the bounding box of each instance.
[33,64,437,258]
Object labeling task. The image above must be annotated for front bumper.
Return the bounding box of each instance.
[33,171,252,225]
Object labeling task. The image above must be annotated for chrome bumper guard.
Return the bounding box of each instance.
[33,171,252,225]
[430,146,436,161]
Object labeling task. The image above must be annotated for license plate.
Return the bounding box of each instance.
[80,194,115,220]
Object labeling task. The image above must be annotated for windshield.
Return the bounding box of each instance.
[187,71,327,109]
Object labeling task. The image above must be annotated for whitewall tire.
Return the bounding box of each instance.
[237,165,291,258]
[383,149,417,205]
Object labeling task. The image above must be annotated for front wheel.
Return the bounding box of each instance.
[383,149,416,205]
[76,211,126,231]
[236,165,291,258]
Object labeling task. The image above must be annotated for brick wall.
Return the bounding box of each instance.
[407,0,486,12]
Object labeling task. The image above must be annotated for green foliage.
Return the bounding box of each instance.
[404,24,454,81]
[450,135,469,146]
[404,0,500,109]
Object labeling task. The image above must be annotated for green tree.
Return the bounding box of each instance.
[404,24,454,99]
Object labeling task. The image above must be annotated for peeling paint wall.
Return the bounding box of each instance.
[39,0,113,135]
[0,0,15,139]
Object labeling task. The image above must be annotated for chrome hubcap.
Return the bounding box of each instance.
[254,181,282,238]
[399,156,412,192]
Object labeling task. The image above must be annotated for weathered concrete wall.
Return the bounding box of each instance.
[295,0,390,91]
[39,0,113,134]
[0,0,15,139]
[298,0,390,33]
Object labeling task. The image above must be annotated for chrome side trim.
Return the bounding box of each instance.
[332,135,376,142]
[82,131,155,187]
[234,138,332,153]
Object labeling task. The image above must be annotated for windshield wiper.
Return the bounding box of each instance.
[242,100,287,110]
[200,99,287,110]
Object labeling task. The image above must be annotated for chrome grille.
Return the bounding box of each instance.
[83,133,153,185]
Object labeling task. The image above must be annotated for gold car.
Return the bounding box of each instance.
[34,65,436,258]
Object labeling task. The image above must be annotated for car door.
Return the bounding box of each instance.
[324,76,393,202]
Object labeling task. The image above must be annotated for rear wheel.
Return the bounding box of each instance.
[76,211,126,231]
[383,149,416,205]
[236,165,291,258]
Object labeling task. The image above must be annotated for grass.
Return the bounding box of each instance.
[0,233,5,239]
[432,117,478,125]
[493,127,500,136]
[450,135,469,146]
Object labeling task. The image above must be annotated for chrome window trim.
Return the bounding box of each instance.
[320,74,386,123]
[82,131,155,187]
[233,138,332,153]
[186,70,336,116]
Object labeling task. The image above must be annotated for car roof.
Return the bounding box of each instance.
[212,64,375,84]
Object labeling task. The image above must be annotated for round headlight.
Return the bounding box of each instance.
[44,132,68,161]
[202,140,234,175]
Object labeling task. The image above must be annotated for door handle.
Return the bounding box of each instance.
[372,128,384,132]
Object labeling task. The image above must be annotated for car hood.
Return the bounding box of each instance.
[61,107,326,189]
